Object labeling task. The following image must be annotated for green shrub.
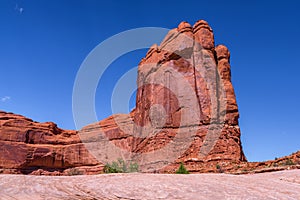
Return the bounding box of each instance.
[284,159,295,166]
[216,164,224,173]
[128,162,139,172]
[104,158,139,173]
[175,162,189,174]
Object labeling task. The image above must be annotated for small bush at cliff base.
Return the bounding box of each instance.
[104,158,139,173]
[284,159,295,166]
[176,162,189,174]
[216,164,224,173]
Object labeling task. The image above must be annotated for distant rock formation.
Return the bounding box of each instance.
[0,111,103,175]
[1,20,251,174]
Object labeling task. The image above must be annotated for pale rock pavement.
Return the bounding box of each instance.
[0,169,299,200]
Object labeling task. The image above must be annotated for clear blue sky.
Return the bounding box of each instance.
[1,0,299,162]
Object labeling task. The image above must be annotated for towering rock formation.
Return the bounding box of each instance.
[0,20,247,174]
[79,20,246,172]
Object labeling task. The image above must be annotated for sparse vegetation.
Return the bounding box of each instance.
[235,165,241,170]
[284,159,295,166]
[216,164,224,173]
[104,158,139,173]
[273,163,279,167]
[175,162,189,174]
[67,168,83,176]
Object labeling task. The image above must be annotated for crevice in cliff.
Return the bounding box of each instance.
[52,151,56,166]
[25,130,29,143]
[214,50,221,123]
[191,37,204,123]
[24,130,34,144]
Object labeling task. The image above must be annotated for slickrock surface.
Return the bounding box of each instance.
[0,169,299,200]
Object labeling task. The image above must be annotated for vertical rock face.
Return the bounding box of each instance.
[128,20,246,171]
[79,20,246,172]
[0,20,246,174]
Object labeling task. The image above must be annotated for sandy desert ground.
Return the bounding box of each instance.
[0,169,299,200]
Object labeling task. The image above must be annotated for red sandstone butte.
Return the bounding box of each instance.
[0,20,252,174]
